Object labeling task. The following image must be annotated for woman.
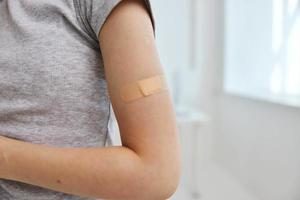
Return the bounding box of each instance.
[0,0,181,199]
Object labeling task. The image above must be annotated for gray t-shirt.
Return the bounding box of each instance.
[0,0,155,199]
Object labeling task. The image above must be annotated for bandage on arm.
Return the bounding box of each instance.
[120,75,168,102]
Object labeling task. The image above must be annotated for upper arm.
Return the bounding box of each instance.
[98,0,180,171]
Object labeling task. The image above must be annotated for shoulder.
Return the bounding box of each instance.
[74,0,155,43]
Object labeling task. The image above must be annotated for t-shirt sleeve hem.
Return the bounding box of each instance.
[94,0,122,40]
[94,0,156,42]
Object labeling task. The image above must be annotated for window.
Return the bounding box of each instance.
[224,0,300,107]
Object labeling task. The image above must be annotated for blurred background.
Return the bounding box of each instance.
[109,0,300,199]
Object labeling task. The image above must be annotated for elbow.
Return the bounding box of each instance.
[110,155,181,200]
[142,142,182,198]
[161,159,181,199]
[155,168,181,199]
[117,157,181,200]
[140,155,182,199]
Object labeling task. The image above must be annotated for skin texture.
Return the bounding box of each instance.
[0,0,181,199]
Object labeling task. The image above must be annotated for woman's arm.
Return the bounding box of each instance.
[0,0,181,199]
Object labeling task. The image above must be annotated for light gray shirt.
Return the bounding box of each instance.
[0,0,155,199]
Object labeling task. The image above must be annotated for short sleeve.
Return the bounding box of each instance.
[77,0,156,43]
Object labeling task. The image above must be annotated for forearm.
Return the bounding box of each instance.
[0,137,160,200]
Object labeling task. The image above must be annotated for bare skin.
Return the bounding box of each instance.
[0,0,181,199]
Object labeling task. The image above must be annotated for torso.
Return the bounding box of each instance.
[0,0,111,199]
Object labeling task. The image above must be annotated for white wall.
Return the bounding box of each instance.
[214,94,300,200]
[149,0,300,199]
[194,0,300,200]
[150,0,195,107]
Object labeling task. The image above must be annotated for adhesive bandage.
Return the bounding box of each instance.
[120,75,168,102]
